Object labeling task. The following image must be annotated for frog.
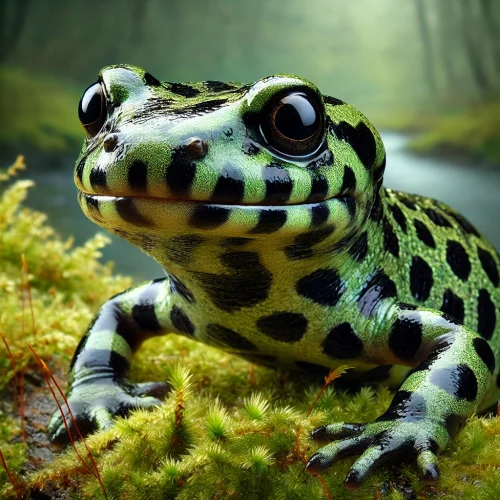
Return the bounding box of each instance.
[48,64,500,491]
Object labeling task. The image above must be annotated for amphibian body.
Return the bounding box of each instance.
[50,65,500,490]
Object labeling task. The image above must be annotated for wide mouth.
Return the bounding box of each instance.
[77,190,356,237]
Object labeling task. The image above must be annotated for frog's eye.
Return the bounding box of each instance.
[261,92,323,157]
[78,82,107,138]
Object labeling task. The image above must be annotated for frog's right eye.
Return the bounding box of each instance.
[78,82,107,138]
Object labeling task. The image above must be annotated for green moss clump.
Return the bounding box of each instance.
[1,161,500,499]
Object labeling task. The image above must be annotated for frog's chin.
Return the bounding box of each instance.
[77,191,356,239]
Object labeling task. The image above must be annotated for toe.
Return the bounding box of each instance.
[417,450,440,483]
[306,435,373,474]
[311,422,365,442]
[344,436,408,490]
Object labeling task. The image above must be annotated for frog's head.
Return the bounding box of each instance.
[75,65,385,264]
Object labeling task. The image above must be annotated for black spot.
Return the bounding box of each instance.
[340,165,356,194]
[424,208,452,228]
[414,219,436,248]
[203,80,236,92]
[477,247,499,287]
[168,82,200,97]
[89,167,107,191]
[382,218,399,257]
[446,240,471,281]
[389,314,423,361]
[190,205,231,229]
[143,72,162,86]
[296,268,345,306]
[445,414,466,437]
[389,204,407,233]
[169,274,196,303]
[249,209,287,234]
[330,121,376,169]
[409,256,434,301]
[76,157,86,184]
[127,159,148,191]
[170,306,195,336]
[220,237,252,247]
[191,252,272,312]
[211,167,245,203]
[323,95,344,106]
[429,364,478,401]
[338,196,356,218]
[473,337,495,374]
[453,213,480,237]
[306,175,329,202]
[369,189,383,221]
[477,289,496,340]
[115,198,150,226]
[364,365,393,382]
[84,195,101,220]
[240,353,277,367]
[348,232,368,262]
[440,289,464,323]
[377,391,426,422]
[285,226,335,260]
[72,349,129,379]
[372,155,386,184]
[400,197,417,211]
[166,148,197,195]
[294,361,330,376]
[181,98,228,115]
[257,312,308,342]
[205,324,257,351]
[262,164,293,203]
[358,269,397,317]
[132,279,164,332]
[310,204,330,227]
[322,323,363,359]
[164,234,204,265]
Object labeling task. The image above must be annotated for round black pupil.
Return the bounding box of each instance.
[79,83,103,125]
[274,94,318,141]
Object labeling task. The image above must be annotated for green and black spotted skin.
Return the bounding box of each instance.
[49,64,500,490]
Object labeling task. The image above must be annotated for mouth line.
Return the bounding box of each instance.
[78,190,354,208]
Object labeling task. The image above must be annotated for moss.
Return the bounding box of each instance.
[0,66,82,152]
[1,158,500,499]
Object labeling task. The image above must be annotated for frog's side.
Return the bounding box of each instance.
[49,65,500,490]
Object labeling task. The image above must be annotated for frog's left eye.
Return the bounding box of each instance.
[261,92,324,157]
[78,82,107,138]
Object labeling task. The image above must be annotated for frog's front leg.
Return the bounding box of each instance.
[306,303,495,490]
[49,278,183,443]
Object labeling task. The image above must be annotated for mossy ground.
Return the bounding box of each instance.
[2,162,500,500]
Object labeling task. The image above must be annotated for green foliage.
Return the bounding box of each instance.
[2,167,500,499]
[375,101,500,167]
[0,66,82,152]
[407,101,500,166]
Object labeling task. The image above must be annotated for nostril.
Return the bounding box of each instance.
[183,137,207,159]
[103,134,119,152]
